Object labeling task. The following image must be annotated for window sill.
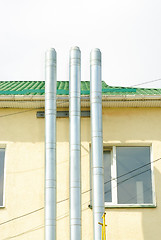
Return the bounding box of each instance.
[105,203,156,208]
[88,204,156,209]
[0,205,5,208]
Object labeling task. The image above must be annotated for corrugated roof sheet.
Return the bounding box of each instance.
[0,81,161,95]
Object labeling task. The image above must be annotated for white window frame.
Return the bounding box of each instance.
[104,146,156,208]
[0,146,6,208]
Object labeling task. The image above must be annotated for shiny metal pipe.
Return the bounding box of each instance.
[45,48,57,240]
[69,46,81,240]
[90,49,104,240]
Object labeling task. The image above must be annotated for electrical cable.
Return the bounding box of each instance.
[2,179,152,240]
[1,156,157,226]
[2,225,43,240]
[104,157,160,186]
[0,150,161,225]
[0,99,70,118]
[57,197,69,204]
[4,169,153,237]
[130,78,161,88]
[56,162,157,214]
[0,161,157,232]
[0,109,38,118]
[0,208,44,226]
[82,156,161,197]
[104,168,151,195]
[0,162,156,235]
[82,168,152,207]
[80,157,160,206]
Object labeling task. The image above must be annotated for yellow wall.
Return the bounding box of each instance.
[0,107,161,239]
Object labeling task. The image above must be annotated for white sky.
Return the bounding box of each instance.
[0,0,161,88]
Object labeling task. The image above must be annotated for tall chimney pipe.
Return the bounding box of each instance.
[90,48,105,240]
[69,46,81,240]
[45,48,57,240]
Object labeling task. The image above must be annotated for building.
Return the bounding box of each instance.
[0,80,161,240]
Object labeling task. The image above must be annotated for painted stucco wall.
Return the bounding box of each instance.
[0,107,161,239]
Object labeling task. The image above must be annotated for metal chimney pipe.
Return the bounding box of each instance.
[90,48,105,240]
[45,48,57,240]
[69,46,81,240]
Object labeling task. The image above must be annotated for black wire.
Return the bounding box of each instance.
[130,78,161,88]
[2,225,43,240]
[0,160,157,227]
[57,161,156,208]
[83,157,161,196]
[0,207,44,226]
[104,168,151,195]
[82,168,152,206]
[104,157,160,186]
[83,169,152,207]
[57,197,69,204]
[4,172,153,240]
[0,99,70,118]
[45,156,161,206]
[0,109,37,118]
[57,169,154,219]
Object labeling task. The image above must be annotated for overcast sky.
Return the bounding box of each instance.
[0,0,161,88]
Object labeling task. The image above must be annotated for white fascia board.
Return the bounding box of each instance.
[102,94,161,100]
[0,94,161,108]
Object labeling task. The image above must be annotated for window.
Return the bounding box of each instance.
[0,148,5,207]
[104,146,154,206]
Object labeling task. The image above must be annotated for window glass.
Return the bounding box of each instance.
[0,149,5,206]
[116,147,152,204]
[104,151,112,202]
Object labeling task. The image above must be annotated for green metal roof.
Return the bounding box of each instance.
[0,81,161,96]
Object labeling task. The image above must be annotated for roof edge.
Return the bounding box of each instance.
[1,94,161,100]
[0,94,161,108]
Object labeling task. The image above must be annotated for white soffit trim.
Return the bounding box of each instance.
[0,95,161,108]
